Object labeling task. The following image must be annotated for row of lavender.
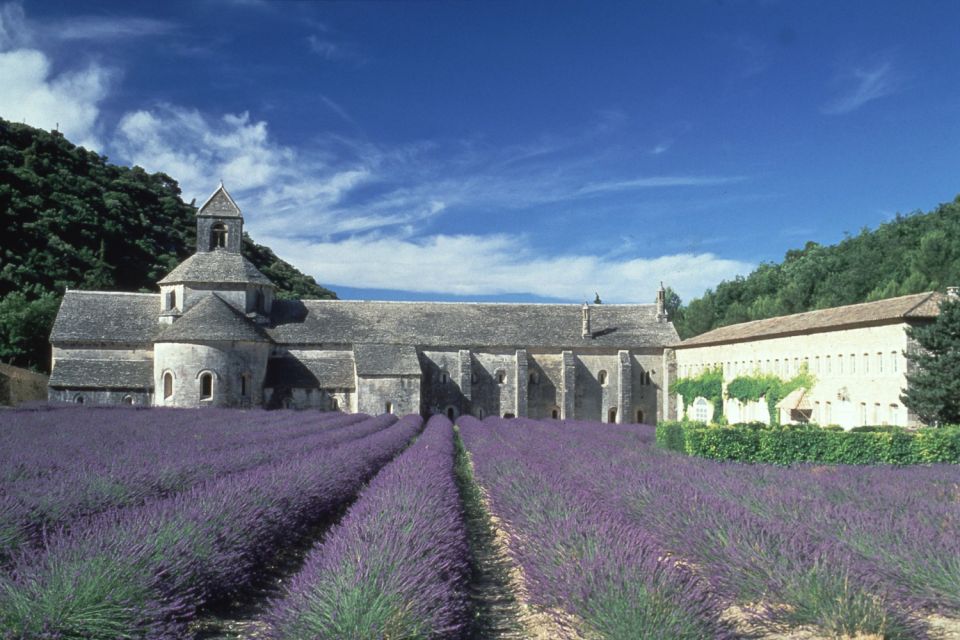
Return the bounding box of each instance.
[0,408,393,565]
[461,417,960,638]
[0,411,424,638]
[268,415,471,639]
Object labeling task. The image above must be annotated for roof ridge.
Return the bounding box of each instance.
[903,290,940,317]
[65,290,158,297]
[197,183,242,216]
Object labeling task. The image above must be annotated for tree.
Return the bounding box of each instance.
[901,296,960,425]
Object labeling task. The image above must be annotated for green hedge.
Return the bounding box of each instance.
[654,422,960,465]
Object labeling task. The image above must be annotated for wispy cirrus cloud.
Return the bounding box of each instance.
[306,34,364,63]
[51,16,175,41]
[822,59,900,115]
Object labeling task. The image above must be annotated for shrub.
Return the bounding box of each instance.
[655,421,686,453]
[686,427,760,461]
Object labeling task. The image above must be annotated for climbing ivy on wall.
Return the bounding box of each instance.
[671,366,724,422]
[726,367,816,427]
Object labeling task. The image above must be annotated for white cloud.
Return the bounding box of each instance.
[0,48,110,149]
[0,2,30,49]
[261,233,754,302]
[822,60,899,115]
[52,16,175,41]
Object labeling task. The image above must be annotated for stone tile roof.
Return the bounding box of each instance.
[156,294,272,343]
[353,343,421,376]
[263,354,356,389]
[268,301,679,349]
[50,291,160,344]
[49,359,154,390]
[197,183,242,218]
[677,291,944,349]
[157,250,272,285]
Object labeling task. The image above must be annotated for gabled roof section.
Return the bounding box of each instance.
[197,183,242,218]
[49,359,153,390]
[157,251,273,286]
[268,301,679,349]
[354,343,421,376]
[677,291,944,349]
[155,294,272,343]
[50,291,159,344]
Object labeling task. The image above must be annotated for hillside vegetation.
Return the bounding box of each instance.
[672,195,960,339]
[0,118,336,371]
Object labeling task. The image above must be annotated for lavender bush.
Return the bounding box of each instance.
[463,417,948,638]
[269,414,470,639]
[0,409,385,564]
[0,413,424,639]
[459,416,734,639]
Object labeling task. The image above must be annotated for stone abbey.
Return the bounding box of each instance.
[48,185,678,422]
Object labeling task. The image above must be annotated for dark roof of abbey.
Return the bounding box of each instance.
[264,354,356,389]
[677,291,944,348]
[51,291,159,344]
[267,300,679,349]
[49,359,153,389]
[51,291,678,349]
[157,250,272,285]
[155,294,271,343]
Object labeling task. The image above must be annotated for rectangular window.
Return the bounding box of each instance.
[874,403,881,424]
[814,401,821,423]
[815,356,820,374]
[850,354,856,374]
[891,351,898,373]
[826,356,831,374]
[838,354,843,374]
[825,401,832,424]
[863,353,870,374]
[889,404,899,426]
[860,403,867,425]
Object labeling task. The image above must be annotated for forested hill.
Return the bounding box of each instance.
[672,195,960,340]
[0,118,336,372]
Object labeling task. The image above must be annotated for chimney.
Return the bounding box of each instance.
[656,282,668,322]
[948,286,959,300]
[581,302,591,338]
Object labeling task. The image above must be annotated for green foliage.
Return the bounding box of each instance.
[726,368,815,427]
[657,422,960,465]
[0,119,336,371]
[671,366,724,420]
[672,195,960,340]
[901,297,960,425]
[654,421,686,453]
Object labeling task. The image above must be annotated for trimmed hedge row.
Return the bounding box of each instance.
[656,421,960,465]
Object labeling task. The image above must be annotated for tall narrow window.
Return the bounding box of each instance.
[693,397,710,422]
[860,402,867,425]
[636,409,644,423]
[440,371,449,384]
[385,401,393,415]
[496,370,506,384]
[166,290,176,310]
[826,356,831,374]
[211,223,227,249]
[863,353,870,374]
[891,352,898,373]
[200,372,213,400]
[551,408,559,419]
[877,352,883,374]
[331,398,339,411]
[850,354,856,374]
[598,370,608,386]
[240,373,251,397]
[837,354,843,375]
[446,407,456,420]
[163,372,173,400]
[607,407,618,423]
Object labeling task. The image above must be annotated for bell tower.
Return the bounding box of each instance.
[196,183,243,253]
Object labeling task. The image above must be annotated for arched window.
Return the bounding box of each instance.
[122,395,134,405]
[477,407,484,419]
[240,373,251,397]
[199,372,213,400]
[163,372,174,400]
[551,408,559,419]
[385,401,393,415]
[470,372,478,384]
[607,407,617,423]
[529,371,539,385]
[503,412,515,419]
[74,394,85,404]
[211,223,227,249]
[598,370,608,386]
[446,406,456,420]
[496,370,506,384]
[439,371,449,384]
[693,397,710,423]
[331,398,339,411]
[636,409,644,423]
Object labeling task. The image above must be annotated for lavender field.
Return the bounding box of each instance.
[0,406,957,639]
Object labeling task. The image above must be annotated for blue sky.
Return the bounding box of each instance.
[2,1,959,304]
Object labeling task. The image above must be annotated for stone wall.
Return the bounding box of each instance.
[154,341,269,408]
[48,388,152,406]
[357,375,421,416]
[0,363,49,406]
